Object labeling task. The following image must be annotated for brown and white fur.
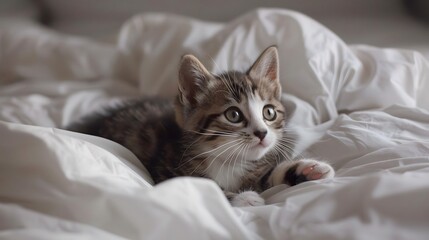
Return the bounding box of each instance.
[67,46,334,207]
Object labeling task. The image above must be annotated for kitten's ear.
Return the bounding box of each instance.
[247,46,281,99]
[178,54,212,106]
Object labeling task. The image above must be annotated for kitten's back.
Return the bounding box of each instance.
[67,98,183,171]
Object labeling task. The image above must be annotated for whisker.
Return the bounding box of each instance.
[203,129,239,135]
[208,55,224,75]
[262,155,274,167]
[278,138,299,145]
[273,145,292,162]
[197,139,244,175]
[274,141,300,161]
[204,129,233,133]
[211,140,245,182]
[207,55,237,100]
[230,144,242,183]
[179,135,204,164]
[239,143,250,177]
[271,146,281,165]
[233,141,246,164]
[226,142,245,188]
[176,138,243,169]
[276,142,297,155]
[187,130,240,138]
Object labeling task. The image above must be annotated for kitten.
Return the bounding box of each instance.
[67,46,335,207]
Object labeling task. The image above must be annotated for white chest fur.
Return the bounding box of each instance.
[205,159,249,192]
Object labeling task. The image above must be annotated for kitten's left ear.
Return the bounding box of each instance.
[247,46,281,99]
[178,54,213,107]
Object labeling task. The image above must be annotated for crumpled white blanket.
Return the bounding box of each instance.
[1,8,429,240]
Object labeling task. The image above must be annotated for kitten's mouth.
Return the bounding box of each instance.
[255,139,269,148]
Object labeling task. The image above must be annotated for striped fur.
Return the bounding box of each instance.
[67,47,305,204]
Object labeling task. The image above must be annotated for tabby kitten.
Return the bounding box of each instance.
[68,47,334,207]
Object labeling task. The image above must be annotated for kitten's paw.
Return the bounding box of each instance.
[231,191,265,207]
[270,159,335,186]
[292,159,335,184]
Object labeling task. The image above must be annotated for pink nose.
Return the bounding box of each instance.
[254,130,267,141]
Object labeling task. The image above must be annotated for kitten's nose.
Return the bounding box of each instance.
[254,130,267,141]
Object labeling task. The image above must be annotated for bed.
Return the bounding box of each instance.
[1,8,429,240]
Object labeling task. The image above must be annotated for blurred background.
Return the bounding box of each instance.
[1,0,428,54]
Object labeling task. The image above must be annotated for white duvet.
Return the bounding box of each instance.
[1,9,429,240]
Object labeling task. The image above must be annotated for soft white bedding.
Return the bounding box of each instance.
[1,9,429,239]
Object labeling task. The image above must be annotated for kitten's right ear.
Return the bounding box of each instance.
[178,55,212,106]
[247,46,281,99]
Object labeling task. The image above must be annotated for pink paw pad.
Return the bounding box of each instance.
[289,159,335,185]
[301,164,326,180]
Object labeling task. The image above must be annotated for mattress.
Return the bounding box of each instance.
[1,8,429,239]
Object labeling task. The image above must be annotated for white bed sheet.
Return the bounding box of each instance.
[1,8,429,240]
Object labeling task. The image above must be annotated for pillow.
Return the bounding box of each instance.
[116,8,429,126]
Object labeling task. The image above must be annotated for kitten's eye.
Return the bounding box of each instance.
[224,107,243,123]
[263,105,276,121]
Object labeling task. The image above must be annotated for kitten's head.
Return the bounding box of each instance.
[175,46,285,162]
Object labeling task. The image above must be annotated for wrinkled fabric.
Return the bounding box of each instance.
[1,8,429,240]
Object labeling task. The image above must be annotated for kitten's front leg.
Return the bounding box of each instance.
[224,190,265,207]
[268,159,335,187]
